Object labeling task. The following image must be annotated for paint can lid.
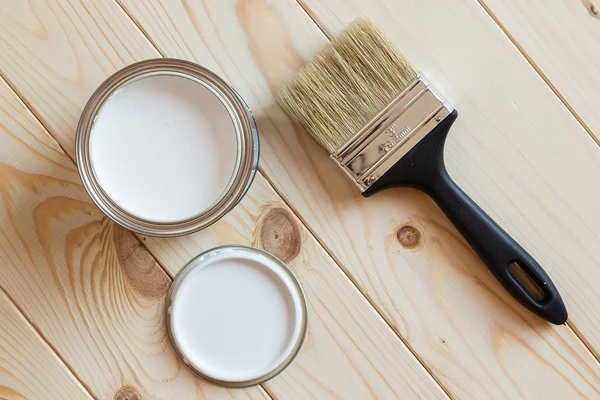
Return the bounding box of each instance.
[165,245,307,387]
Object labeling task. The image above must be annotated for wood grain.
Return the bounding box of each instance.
[0,76,269,400]
[0,0,155,157]
[476,0,600,144]
[0,287,92,400]
[0,1,448,399]
[115,0,600,398]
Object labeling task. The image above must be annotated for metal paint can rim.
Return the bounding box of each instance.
[76,58,259,237]
[164,245,308,387]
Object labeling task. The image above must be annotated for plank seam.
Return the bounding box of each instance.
[295,0,332,40]
[474,0,600,363]
[0,283,97,400]
[113,0,167,58]
[474,0,600,148]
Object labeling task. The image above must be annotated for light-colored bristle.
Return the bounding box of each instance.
[278,18,417,154]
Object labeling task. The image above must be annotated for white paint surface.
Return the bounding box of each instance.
[169,248,304,383]
[90,74,239,223]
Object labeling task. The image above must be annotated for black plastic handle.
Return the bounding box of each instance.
[364,111,567,324]
[428,167,567,324]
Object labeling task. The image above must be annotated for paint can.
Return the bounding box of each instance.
[165,245,308,387]
[76,59,259,237]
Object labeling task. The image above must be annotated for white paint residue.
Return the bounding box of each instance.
[90,74,238,223]
[170,249,304,383]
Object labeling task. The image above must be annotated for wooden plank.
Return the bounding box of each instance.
[0,287,92,400]
[112,0,600,398]
[0,76,268,400]
[476,0,600,143]
[0,1,447,398]
[0,0,155,158]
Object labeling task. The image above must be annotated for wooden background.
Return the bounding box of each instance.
[1,0,600,399]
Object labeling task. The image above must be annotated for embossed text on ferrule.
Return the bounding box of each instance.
[378,125,412,154]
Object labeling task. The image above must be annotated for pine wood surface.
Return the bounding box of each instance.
[0,0,599,399]
[0,287,92,399]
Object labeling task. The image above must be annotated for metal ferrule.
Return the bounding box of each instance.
[332,75,454,191]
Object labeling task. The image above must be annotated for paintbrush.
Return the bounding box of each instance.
[278,18,567,324]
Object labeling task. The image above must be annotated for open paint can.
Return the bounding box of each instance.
[165,245,307,387]
[76,59,259,237]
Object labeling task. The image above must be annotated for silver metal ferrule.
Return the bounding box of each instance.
[332,75,453,191]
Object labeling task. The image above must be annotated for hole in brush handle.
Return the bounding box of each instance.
[508,261,546,302]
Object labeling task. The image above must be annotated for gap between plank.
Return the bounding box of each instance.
[113,0,455,397]
[474,0,600,148]
[295,0,332,40]
[114,0,167,58]
[0,283,97,400]
[475,0,600,362]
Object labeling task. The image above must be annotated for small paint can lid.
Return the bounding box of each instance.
[165,245,307,387]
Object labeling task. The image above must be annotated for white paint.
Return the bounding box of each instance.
[90,74,239,223]
[169,247,305,383]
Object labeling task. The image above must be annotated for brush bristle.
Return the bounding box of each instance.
[278,18,418,154]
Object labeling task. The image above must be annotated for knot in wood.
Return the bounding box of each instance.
[584,0,600,17]
[259,208,301,262]
[397,225,422,249]
[113,226,170,299]
[115,386,141,400]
